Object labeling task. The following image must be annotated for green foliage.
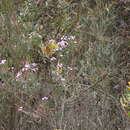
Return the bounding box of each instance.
[0,0,130,129]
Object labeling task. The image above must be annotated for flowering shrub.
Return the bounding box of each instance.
[0,0,130,130]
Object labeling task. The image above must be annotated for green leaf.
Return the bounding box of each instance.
[128,111,130,117]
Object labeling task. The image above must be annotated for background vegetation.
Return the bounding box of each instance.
[0,0,130,130]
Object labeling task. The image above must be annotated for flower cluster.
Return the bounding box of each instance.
[57,40,68,48]
[16,62,38,80]
[41,40,58,57]
[40,37,72,57]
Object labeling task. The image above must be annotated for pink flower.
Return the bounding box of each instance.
[22,63,30,72]
[58,41,68,48]
[0,81,5,87]
[25,64,30,68]
[0,59,6,65]
[8,66,15,71]
[16,72,22,79]
[57,63,62,67]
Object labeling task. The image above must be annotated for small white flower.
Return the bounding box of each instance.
[24,63,30,68]
[60,54,63,57]
[42,97,48,101]
[69,35,75,40]
[31,68,38,72]
[22,63,31,72]
[10,67,15,70]
[67,67,73,70]
[50,57,57,61]
[61,35,68,40]
[19,13,24,16]
[18,106,23,111]
[22,67,28,72]
[56,48,62,51]
[38,34,42,39]
[0,59,6,65]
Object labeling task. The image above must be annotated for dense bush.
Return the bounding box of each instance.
[0,0,130,130]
